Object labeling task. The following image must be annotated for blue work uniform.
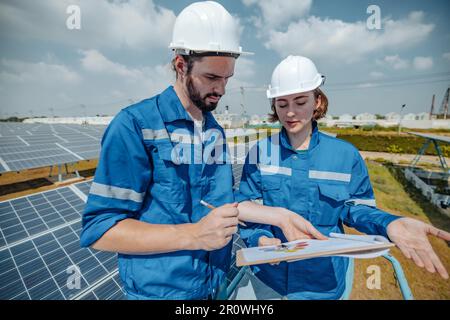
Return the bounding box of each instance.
[236,122,401,299]
[80,86,234,299]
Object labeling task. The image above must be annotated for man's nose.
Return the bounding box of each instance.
[213,79,227,96]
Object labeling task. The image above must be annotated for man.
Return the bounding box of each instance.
[79,1,246,300]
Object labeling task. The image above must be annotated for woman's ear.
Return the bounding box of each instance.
[315,94,322,109]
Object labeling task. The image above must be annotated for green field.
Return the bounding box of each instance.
[348,161,450,299]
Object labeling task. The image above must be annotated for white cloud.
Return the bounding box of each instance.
[243,0,312,30]
[377,55,410,70]
[369,71,384,78]
[413,56,433,70]
[265,11,434,63]
[234,57,256,80]
[376,55,434,71]
[0,59,81,84]
[0,0,176,50]
[442,52,450,61]
[0,51,175,117]
[80,49,143,79]
[79,49,172,90]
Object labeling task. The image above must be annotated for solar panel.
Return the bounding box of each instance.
[73,181,93,197]
[0,123,106,173]
[0,222,121,300]
[0,187,84,248]
[0,181,124,300]
[407,131,450,144]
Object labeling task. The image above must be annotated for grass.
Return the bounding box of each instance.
[348,161,450,300]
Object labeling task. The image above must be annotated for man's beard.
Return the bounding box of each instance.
[186,76,221,112]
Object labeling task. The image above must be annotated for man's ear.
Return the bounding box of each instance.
[175,55,187,79]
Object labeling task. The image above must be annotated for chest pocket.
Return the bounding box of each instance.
[312,183,349,226]
[261,175,285,205]
[146,141,188,203]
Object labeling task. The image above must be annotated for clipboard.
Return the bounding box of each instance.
[236,233,395,267]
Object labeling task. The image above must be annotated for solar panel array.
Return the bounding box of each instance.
[0,123,106,173]
[0,180,125,300]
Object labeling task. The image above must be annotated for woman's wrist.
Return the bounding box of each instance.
[273,207,291,229]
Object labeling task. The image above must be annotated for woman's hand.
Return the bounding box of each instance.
[258,236,282,247]
[276,208,328,242]
[387,217,450,279]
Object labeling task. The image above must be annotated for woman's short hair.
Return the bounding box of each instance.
[268,88,328,123]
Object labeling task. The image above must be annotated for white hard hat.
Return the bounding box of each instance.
[169,1,252,56]
[267,56,325,99]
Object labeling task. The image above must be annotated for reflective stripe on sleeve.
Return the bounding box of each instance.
[89,182,145,203]
[142,129,169,141]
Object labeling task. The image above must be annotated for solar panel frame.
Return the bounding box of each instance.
[407,131,450,144]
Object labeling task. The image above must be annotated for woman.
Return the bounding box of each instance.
[235,55,450,299]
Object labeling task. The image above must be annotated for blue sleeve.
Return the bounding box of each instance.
[343,151,401,238]
[236,156,274,248]
[80,110,152,247]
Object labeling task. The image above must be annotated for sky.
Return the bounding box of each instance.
[0,0,449,118]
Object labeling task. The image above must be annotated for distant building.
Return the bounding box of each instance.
[416,112,430,120]
[339,114,353,121]
[403,113,417,120]
[355,113,376,121]
[213,107,249,128]
[385,112,401,121]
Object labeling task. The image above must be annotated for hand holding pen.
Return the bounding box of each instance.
[200,200,247,227]
[192,201,241,251]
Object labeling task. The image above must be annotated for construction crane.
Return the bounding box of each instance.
[438,87,449,119]
[429,94,435,120]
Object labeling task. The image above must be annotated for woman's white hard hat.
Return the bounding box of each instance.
[267,55,325,99]
[169,1,252,56]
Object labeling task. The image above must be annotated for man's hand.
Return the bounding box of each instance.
[276,208,328,242]
[387,217,450,279]
[192,202,239,251]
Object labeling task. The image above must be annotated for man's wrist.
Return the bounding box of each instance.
[176,223,202,251]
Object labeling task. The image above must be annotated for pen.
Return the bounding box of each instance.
[329,232,385,244]
[200,200,247,227]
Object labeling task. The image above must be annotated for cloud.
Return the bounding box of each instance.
[264,11,434,63]
[442,52,450,61]
[413,56,433,70]
[377,55,410,70]
[0,51,174,117]
[234,57,256,80]
[376,55,434,71]
[243,0,312,30]
[0,59,81,84]
[369,71,384,78]
[80,49,143,79]
[0,0,176,50]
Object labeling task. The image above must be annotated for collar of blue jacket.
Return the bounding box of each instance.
[279,120,320,153]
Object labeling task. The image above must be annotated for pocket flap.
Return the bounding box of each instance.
[261,176,282,191]
[152,141,177,162]
[317,184,349,202]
